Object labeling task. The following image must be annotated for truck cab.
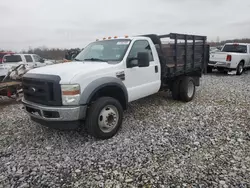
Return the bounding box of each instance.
[22,33,207,139]
[2,54,53,68]
[0,54,54,79]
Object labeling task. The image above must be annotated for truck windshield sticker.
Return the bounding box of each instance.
[117,41,130,45]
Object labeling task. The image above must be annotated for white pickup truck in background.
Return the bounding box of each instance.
[208,43,250,75]
[0,54,54,80]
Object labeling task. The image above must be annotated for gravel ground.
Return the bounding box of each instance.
[1,72,250,188]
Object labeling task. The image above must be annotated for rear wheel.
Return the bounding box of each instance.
[179,77,196,102]
[84,97,123,139]
[236,62,244,75]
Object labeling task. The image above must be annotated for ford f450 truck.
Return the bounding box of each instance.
[208,43,250,75]
[22,33,208,139]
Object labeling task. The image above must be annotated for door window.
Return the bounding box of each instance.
[24,55,33,62]
[127,40,153,67]
[33,55,42,62]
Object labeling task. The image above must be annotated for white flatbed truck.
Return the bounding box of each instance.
[22,33,208,139]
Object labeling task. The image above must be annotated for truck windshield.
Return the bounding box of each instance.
[75,39,131,63]
[222,45,247,53]
[3,55,22,63]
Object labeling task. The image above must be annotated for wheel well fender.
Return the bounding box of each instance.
[79,77,128,109]
[239,60,245,66]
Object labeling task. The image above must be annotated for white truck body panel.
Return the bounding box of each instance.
[28,37,161,102]
[209,43,250,69]
[122,37,161,101]
[29,61,115,84]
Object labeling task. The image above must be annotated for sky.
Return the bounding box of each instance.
[1,0,250,51]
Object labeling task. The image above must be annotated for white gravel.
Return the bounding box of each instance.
[1,72,250,187]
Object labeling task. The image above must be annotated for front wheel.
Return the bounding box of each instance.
[236,62,244,75]
[179,77,196,102]
[85,97,123,139]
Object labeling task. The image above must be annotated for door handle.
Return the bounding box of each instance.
[155,65,158,73]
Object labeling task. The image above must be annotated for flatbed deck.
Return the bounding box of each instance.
[143,33,209,79]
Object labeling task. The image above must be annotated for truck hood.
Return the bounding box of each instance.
[27,61,116,83]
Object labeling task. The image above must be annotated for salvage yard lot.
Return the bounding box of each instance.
[0,73,250,187]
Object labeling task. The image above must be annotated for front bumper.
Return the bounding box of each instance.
[22,99,87,121]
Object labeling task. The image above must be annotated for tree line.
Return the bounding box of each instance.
[20,47,82,60]
[209,38,250,47]
[1,37,250,60]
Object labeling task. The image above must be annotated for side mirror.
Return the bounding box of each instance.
[126,52,150,68]
[137,52,149,67]
[126,57,138,68]
[39,58,45,63]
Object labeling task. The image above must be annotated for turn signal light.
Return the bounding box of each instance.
[62,90,80,95]
[226,55,232,62]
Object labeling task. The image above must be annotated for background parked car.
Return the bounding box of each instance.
[0,54,54,80]
[208,43,250,75]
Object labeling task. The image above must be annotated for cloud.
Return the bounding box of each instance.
[0,0,249,51]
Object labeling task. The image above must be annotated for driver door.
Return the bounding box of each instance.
[123,40,161,102]
[24,55,34,67]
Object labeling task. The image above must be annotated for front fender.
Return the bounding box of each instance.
[79,77,128,105]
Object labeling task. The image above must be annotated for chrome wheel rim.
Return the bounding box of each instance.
[98,105,119,133]
[187,81,195,98]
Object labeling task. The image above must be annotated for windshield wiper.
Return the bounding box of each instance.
[83,58,106,62]
[74,58,81,61]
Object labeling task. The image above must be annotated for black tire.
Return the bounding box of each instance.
[171,78,182,100]
[236,62,244,75]
[179,77,196,102]
[207,66,213,73]
[85,97,123,139]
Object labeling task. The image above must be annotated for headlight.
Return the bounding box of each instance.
[61,84,80,105]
